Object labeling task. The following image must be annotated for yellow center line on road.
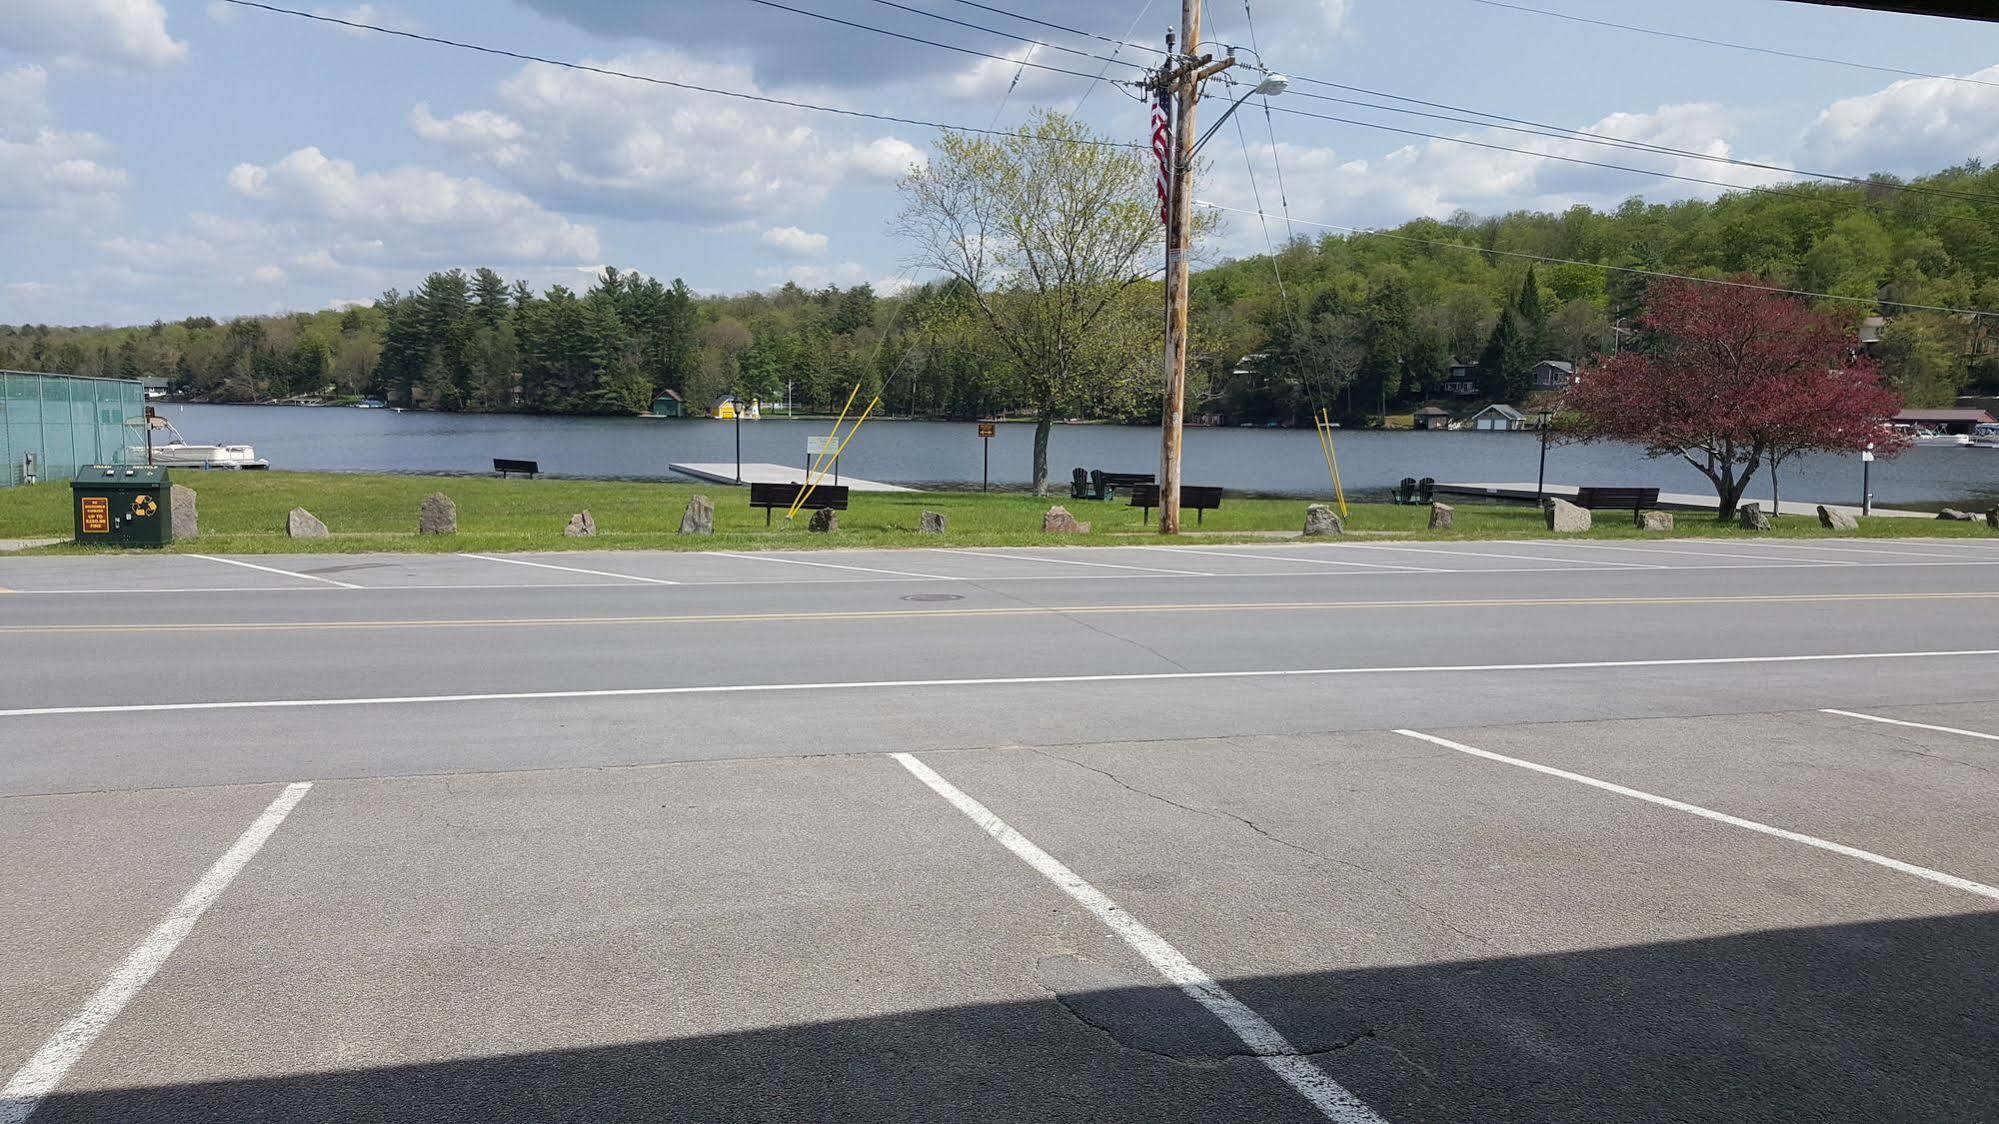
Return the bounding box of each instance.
[3,589,1998,635]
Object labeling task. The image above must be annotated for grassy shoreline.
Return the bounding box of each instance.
[0,471,1991,555]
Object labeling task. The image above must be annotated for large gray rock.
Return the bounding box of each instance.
[1639,510,1674,533]
[1043,506,1091,534]
[918,510,947,535]
[563,510,596,537]
[1303,504,1342,536]
[1937,507,1974,521]
[1738,503,1771,531]
[1817,504,1858,531]
[807,507,838,533]
[418,492,457,534]
[679,495,714,535]
[1427,502,1454,532]
[169,484,197,541]
[1544,497,1591,533]
[286,507,328,539]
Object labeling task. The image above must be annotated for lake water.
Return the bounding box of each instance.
[161,403,1999,509]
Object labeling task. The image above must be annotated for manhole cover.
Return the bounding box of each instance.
[901,593,965,602]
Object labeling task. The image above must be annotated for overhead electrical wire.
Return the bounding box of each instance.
[734,0,1114,85]
[211,0,1142,148]
[1074,0,1157,113]
[1454,0,1999,91]
[1194,200,1999,319]
[936,0,1169,59]
[1238,0,1294,243]
[857,0,1145,72]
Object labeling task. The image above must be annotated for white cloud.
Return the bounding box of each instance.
[753,261,902,290]
[409,51,923,222]
[250,264,288,285]
[759,226,829,257]
[947,45,1075,101]
[227,146,599,265]
[0,65,127,215]
[1,0,186,69]
[1796,64,1999,173]
[1317,0,1353,32]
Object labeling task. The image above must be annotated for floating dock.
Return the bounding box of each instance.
[667,462,917,492]
[1434,482,1932,520]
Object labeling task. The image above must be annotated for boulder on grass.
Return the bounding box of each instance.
[918,511,947,535]
[169,484,198,541]
[1544,498,1591,533]
[419,492,457,534]
[1303,504,1342,536]
[1638,510,1674,533]
[1817,505,1857,532]
[1043,506,1090,534]
[1738,503,1771,531]
[679,495,714,535]
[808,507,838,533]
[1427,502,1454,531]
[563,511,596,537]
[1937,508,1974,522]
[286,507,328,539]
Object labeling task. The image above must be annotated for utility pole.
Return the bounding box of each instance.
[1155,0,1234,534]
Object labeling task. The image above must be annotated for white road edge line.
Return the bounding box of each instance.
[931,548,1212,576]
[889,752,1386,1124]
[458,553,680,585]
[187,554,359,589]
[1551,541,1859,565]
[1821,708,1999,743]
[706,551,955,580]
[0,782,312,1124]
[1319,542,1662,569]
[1144,545,1446,573]
[8,648,1999,719]
[1394,729,1999,903]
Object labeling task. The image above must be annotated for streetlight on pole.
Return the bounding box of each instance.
[1155,5,1280,534]
[1535,407,1554,503]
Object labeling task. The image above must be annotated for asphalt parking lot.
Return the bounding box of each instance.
[4,538,1998,1122]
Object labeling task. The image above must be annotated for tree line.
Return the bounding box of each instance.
[7,147,1999,425]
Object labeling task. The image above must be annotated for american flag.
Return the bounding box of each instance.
[1151,86,1172,226]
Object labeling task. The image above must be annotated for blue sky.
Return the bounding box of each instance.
[4,0,1998,324]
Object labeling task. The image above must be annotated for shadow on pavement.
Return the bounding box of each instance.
[27,911,1999,1123]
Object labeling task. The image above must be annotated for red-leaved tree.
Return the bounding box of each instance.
[1564,277,1906,520]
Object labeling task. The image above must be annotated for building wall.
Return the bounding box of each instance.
[0,371,146,487]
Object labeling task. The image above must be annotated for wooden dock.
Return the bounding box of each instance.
[667,462,917,492]
[1434,482,1932,520]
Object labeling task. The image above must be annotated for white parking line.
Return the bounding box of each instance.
[7,648,1997,718]
[707,551,955,580]
[892,753,1386,1124]
[1550,541,1858,565]
[188,554,359,589]
[1321,543,1661,569]
[1737,541,1983,561]
[458,553,680,585]
[1144,546,1445,573]
[1821,708,1999,742]
[0,782,312,1124]
[931,548,1212,576]
[1395,729,1999,903]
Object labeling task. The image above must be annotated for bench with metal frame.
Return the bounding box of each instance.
[1126,483,1223,524]
[1568,486,1662,523]
[748,481,851,526]
[493,458,540,479]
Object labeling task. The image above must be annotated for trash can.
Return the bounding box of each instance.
[71,464,173,547]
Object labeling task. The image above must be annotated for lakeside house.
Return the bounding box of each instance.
[1893,408,1994,434]
[1440,361,1479,398]
[649,389,684,418]
[1466,403,1529,431]
[1530,360,1576,390]
[1413,405,1453,431]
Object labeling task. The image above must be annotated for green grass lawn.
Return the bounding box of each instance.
[0,471,1992,554]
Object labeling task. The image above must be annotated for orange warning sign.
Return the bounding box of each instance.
[80,495,110,534]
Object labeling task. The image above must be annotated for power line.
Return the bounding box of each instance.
[735,0,1112,86]
[1274,80,1999,207]
[1194,199,1999,318]
[1452,0,1999,91]
[212,0,1141,148]
[1239,0,1293,242]
[936,0,1168,59]
[856,0,1146,73]
[1074,0,1157,113]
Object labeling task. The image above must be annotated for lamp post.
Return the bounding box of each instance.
[1535,407,1554,503]
[733,396,742,485]
[1862,441,1874,517]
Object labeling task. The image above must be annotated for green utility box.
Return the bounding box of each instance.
[71,464,172,547]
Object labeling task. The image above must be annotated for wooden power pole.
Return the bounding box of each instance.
[1156,0,1233,534]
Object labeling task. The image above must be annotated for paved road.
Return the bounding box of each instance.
[4,539,1998,1122]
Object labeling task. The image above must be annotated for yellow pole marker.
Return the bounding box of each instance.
[1313,408,1337,492]
[786,382,862,520]
[791,394,879,516]
[1324,411,1349,518]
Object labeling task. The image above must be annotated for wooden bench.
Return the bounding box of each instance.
[1100,471,1155,497]
[493,458,539,479]
[1127,483,1224,524]
[748,481,851,526]
[1570,486,1661,522]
